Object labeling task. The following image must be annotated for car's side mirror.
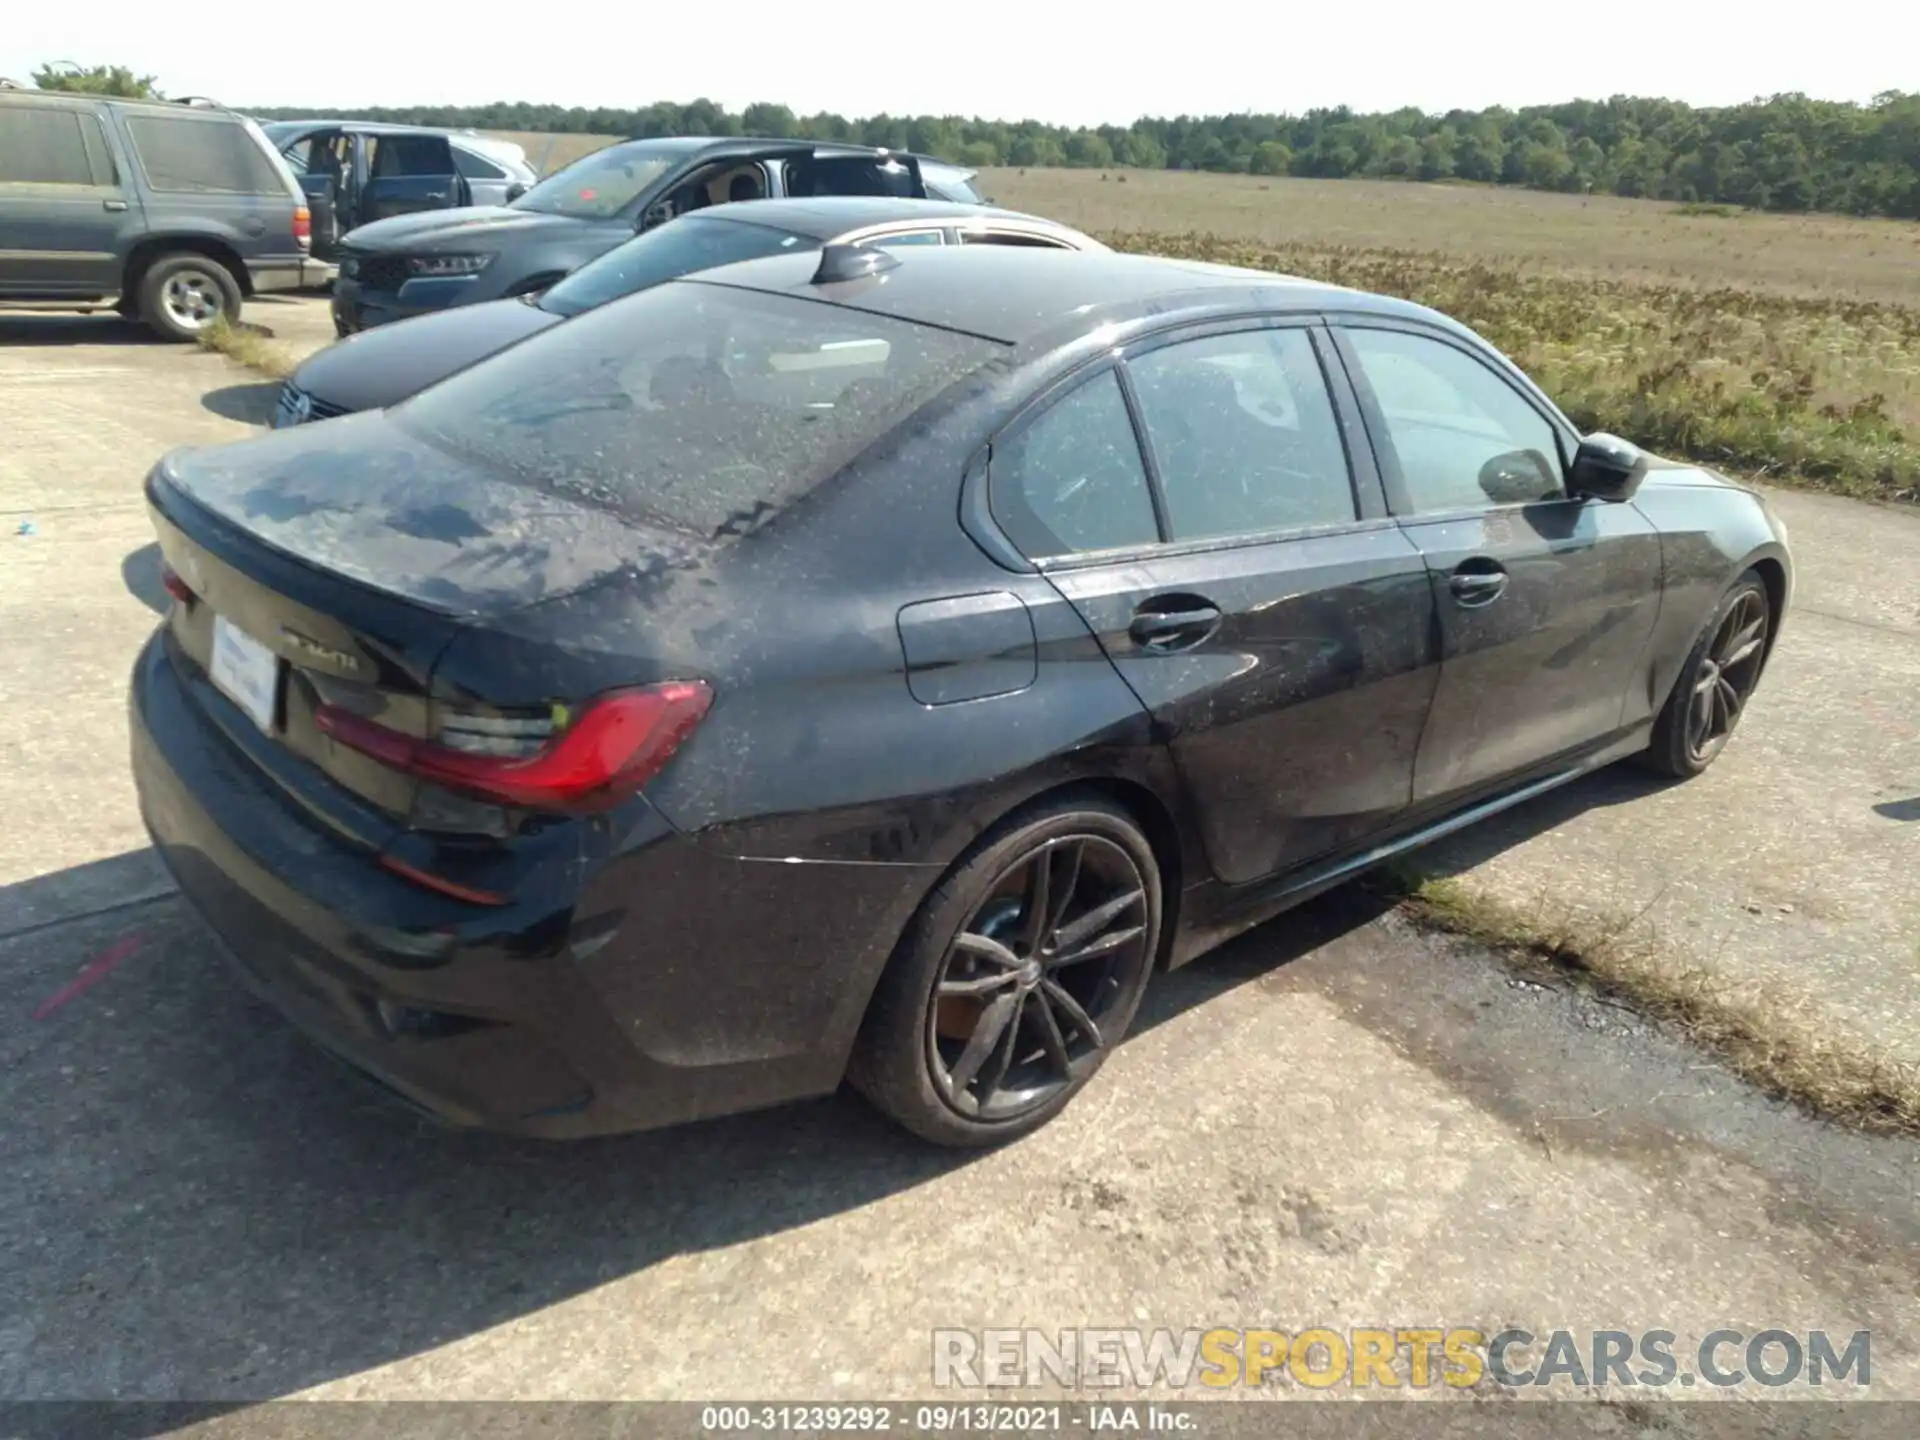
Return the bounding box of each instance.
[1567,432,1651,502]
[506,182,527,203]
[639,204,671,232]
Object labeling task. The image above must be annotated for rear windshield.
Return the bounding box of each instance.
[395,280,1005,538]
[540,216,813,319]
[512,143,677,219]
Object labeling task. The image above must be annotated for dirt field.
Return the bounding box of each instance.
[983,167,1920,304]
[483,129,621,175]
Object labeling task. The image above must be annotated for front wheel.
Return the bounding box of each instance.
[1640,571,1772,778]
[851,799,1164,1147]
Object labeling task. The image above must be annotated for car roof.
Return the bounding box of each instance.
[682,245,1430,347]
[592,136,908,162]
[687,196,1083,241]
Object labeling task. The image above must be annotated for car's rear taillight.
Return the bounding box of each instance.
[161,562,195,605]
[315,682,712,813]
[293,206,312,250]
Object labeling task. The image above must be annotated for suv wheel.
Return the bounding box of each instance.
[139,253,242,342]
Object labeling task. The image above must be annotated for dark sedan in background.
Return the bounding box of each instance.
[329,136,948,334]
[274,197,1103,426]
[132,246,1790,1149]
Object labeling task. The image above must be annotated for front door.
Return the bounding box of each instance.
[1332,322,1663,806]
[280,128,349,256]
[988,323,1442,887]
[0,101,138,300]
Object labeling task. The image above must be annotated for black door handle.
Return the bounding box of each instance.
[1129,601,1222,651]
[1448,559,1509,607]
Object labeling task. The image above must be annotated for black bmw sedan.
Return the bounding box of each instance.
[132,246,1792,1147]
[272,197,1102,428]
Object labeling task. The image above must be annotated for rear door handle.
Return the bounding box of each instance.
[1129,600,1223,651]
[103,199,128,212]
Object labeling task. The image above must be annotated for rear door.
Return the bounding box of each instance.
[0,100,141,299]
[358,133,467,224]
[1330,321,1663,806]
[989,320,1441,887]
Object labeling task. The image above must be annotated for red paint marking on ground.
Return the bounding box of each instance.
[33,933,144,1020]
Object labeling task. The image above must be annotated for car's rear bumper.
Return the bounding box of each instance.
[247,256,324,295]
[129,630,921,1138]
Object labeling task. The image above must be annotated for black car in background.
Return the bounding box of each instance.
[329,136,944,334]
[0,89,313,339]
[130,246,1791,1148]
[262,120,539,260]
[274,197,1103,426]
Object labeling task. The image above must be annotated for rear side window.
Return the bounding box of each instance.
[0,106,105,186]
[125,114,285,194]
[787,156,919,199]
[990,370,1159,558]
[395,281,1004,539]
[369,135,454,177]
[1127,328,1356,539]
[539,215,812,318]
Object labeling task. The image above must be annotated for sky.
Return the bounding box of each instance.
[1,1,1907,126]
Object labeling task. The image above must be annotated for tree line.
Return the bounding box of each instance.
[29,63,1920,220]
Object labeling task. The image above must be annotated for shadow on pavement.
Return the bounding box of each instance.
[1872,795,1920,822]
[1,834,1393,1402]
[201,382,281,425]
[0,313,165,347]
[121,543,169,616]
[1402,762,1677,880]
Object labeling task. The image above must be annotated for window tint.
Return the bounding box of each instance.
[452,147,506,181]
[369,135,454,177]
[126,114,283,193]
[1128,328,1355,540]
[1345,328,1565,513]
[396,282,1002,539]
[788,156,919,198]
[0,106,98,186]
[540,215,811,318]
[992,371,1159,558]
[867,230,944,248]
[960,231,1073,249]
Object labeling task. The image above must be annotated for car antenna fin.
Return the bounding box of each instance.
[811,244,901,286]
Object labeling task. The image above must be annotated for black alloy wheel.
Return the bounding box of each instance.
[1643,570,1772,778]
[852,799,1164,1147]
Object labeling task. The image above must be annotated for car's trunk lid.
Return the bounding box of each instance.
[145,413,709,844]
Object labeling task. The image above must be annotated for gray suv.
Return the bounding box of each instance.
[0,89,315,339]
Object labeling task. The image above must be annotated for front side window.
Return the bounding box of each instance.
[991,370,1160,559]
[126,114,284,194]
[0,106,99,186]
[396,281,1003,539]
[539,215,812,318]
[1344,327,1565,514]
[1128,327,1355,540]
[866,230,944,249]
[512,143,679,219]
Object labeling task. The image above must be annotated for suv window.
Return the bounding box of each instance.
[991,370,1160,558]
[452,147,506,181]
[786,155,919,199]
[396,281,1003,539]
[125,113,284,194]
[1344,327,1565,513]
[0,105,104,186]
[369,134,453,177]
[1127,328,1355,540]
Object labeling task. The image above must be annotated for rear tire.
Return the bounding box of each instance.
[138,252,242,342]
[1639,570,1772,779]
[850,798,1164,1148]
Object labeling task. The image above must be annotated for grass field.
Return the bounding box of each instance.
[481,142,1920,499]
